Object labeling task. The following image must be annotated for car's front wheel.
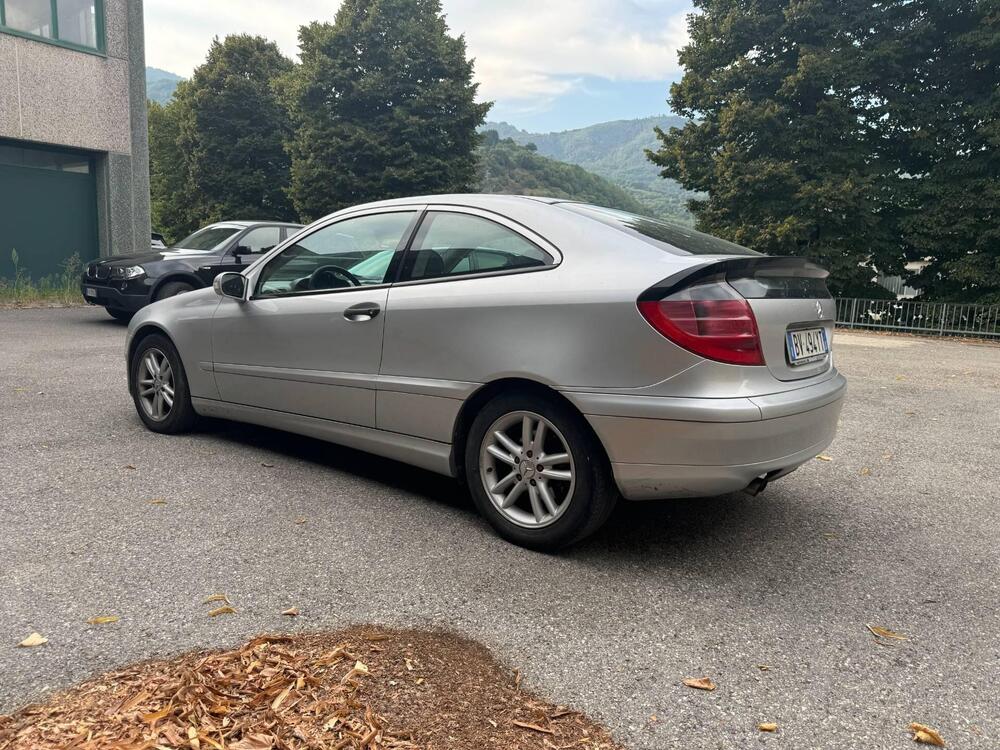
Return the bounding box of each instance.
[155,281,196,301]
[106,308,134,323]
[129,334,197,434]
[464,392,617,551]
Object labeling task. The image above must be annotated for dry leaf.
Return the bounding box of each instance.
[18,632,47,648]
[354,660,369,674]
[683,677,716,691]
[294,517,307,525]
[867,624,907,640]
[271,683,293,711]
[231,734,274,750]
[87,615,120,625]
[512,720,555,734]
[909,723,946,747]
[816,454,834,462]
[860,467,872,476]
[124,464,136,470]
[757,665,772,671]
[208,606,236,617]
[758,723,778,732]
[261,463,275,468]
[148,499,168,505]
[188,725,200,749]
[281,607,299,617]
[203,594,231,605]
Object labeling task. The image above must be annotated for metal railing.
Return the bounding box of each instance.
[835,298,1000,338]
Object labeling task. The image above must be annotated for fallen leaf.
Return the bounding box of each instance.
[860,467,872,476]
[895,375,907,381]
[124,464,136,470]
[87,616,120,625]
[18,632,47,648]
[757,665,772,671]
[294,517,307,525]
[271,683,293,711]
[758,723,778,732]
[208,606,236,617]
[867,624,907,640]
[354,660,369,674]
[141,708,171,724]
[648,714,658,723]
[281,607,299,617]
[683,677,716,691]
[148,499,168,505]
[882,453,894,460]
[203,594,231,605]
[909,722,946,746]
[512,720,555,734]
[188,725,200,749]
[261,463,275,468]
[405,657,415,671]
[231,734,274,750]
[816,455,834,462]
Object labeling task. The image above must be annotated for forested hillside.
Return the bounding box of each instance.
[146,67,182,104]
[484,116,695,223]
[477,133,648,213]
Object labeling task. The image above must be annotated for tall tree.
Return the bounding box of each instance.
[147,100,189,242]
[882,1,1000,302]
[280,0,491,221]
[171,35,296,235]
[648,0,908,297]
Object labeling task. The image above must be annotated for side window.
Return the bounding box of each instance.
[237,226,282,255]
[400,212,553,282]
[256,212,415,297]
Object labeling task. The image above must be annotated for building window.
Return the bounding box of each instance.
[0,0,104,52]
[0,141,93,174]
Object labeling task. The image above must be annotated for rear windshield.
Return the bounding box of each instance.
[559,203,761,257]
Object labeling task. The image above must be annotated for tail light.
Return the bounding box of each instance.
[638,280,765,366]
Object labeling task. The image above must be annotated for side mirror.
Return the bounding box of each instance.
[213,272,247,301]
[233,245,252,261]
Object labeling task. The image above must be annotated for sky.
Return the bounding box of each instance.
[143,0,693,133]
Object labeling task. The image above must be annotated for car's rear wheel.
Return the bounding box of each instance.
[106,308,134,323]
[464,392,617,551]
[155,281,196,301]
[129,334,197,434]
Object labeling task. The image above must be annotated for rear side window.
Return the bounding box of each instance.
[400,211,553,282]
[559,203,761,257]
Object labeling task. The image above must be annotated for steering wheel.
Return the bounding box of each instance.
[308,264,361,290]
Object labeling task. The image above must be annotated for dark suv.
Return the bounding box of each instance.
[81,221,303,321]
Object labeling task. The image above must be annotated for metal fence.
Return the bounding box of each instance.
[835,298,1000,339]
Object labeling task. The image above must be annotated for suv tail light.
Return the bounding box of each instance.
[638,280,765,366]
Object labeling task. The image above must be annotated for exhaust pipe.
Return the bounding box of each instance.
[744,475,769,497]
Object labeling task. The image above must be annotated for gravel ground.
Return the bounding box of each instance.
[1,307,998,749]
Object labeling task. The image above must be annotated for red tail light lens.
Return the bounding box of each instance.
[638,281,765,366]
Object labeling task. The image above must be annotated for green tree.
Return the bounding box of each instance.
[648,0,908,296]
[882,2,1000,302]
[164,35,295,238]
[147,100,189,242]
[281,0,491,221]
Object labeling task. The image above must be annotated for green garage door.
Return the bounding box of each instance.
[0,141,99,284]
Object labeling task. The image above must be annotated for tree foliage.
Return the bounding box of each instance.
[280,0,490,222]
[650,0,999,301]
[477,133,650,213]
[149,35,295,240]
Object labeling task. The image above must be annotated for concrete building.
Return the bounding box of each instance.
[0,0,149,282]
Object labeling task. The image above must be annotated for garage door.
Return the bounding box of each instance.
[0,141,99,284]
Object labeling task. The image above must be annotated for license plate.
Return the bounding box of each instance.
[786,327,829,365]
[84,287,98,298]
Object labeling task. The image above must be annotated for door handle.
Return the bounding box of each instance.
[344,303,381,322]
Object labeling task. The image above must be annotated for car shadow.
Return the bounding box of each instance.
[194,416,824,569]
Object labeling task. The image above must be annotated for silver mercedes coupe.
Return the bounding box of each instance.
[126,195,846,550]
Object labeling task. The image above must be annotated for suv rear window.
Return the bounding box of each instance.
[558,203,760,257]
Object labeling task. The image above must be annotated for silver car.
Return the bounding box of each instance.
[126,195,845,550]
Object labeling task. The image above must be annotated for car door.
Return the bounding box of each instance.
[196,225,285,285]
[211,209,421,427]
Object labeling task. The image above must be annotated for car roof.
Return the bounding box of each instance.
[209,220,304,229]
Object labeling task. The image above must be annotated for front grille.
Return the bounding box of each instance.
[87,264,111,280]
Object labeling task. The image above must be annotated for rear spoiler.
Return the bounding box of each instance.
[639,257,831,302]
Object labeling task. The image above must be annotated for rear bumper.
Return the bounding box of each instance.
[566,373,846,500]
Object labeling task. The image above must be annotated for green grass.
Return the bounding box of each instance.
[0,249,86,308]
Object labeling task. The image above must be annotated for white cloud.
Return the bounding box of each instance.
[144,0,690,104]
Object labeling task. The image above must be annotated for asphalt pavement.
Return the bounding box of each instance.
[1,306,998,749]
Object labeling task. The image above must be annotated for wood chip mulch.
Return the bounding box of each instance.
[0,627,625,750]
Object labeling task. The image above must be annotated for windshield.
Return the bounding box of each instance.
[559,203,761,257]
[174,226,241,251]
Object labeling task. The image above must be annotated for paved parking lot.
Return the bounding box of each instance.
[1,307,998,749]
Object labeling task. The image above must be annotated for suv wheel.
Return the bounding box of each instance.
[129,334,197,434]
[106,308,134,323]
[464,392,617,551]
[155,281,196,301]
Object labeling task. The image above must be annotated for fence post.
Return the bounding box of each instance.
[939,303,948,336]
[850,299,858,329]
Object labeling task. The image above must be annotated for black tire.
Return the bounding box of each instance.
[464,391,618,551]
[129,333,197,434]
[154,280,196,301]
[106,308,134,323]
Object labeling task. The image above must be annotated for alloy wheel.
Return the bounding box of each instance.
[479,411,576,528]
[137,348,175,422]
